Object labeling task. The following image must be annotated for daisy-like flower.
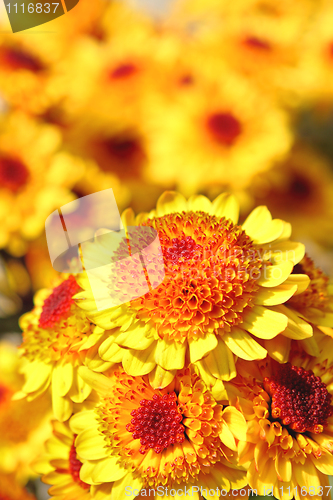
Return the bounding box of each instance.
[76,191,310,392]
[0,341,52,482]
[228,352,333,500]
[144,72,292,196]
[69,365,247,497]
[34,420,94,500]
[18,275,105,421]
[0,111,84,256]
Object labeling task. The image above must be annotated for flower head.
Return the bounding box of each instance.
[227,352,333,499]
[76,191,309,391]
[70,365,247,494]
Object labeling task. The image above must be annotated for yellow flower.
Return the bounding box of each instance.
[70,365,247,496]
[227,353,333,500]
[0,341,52,482]
[144,72,292,196]
[76,191,309,392]
[34,420,95,500]
[0,111,83,256]
[18,275,104,422]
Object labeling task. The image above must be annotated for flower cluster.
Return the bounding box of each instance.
[15,191,333,500]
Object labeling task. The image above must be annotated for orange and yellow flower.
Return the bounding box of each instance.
[69,365,247,496]
[76,191,310,393]
[18,275,102,421]
[227,352,333,500]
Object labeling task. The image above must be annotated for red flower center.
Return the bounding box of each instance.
[39,276,80,329]
[164,236,202,265]
[109,63,138,80]
[69,439,90,490]
[264,363,333,433]
[126,392,185,454]
[242,36,272,51]
[206,112,242,146]
[0,157,30,192]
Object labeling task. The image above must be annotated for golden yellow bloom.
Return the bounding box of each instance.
[70,365,247,496]
[76,191,310,393]
[34,420,95,500]
[0,341,52,482]
[19,275,103,421]
[227,353,333,500]
[0,111,83,256]
[143,72,292,196]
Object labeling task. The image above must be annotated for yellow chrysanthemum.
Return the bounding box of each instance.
[0,111,84,256]
[0,341,52,482]
[34,420,96,500]
[227,352,333,500]
[70,365,247,497]
[76,191,310,392]
[143,72,291,196]
[18,275,103,421]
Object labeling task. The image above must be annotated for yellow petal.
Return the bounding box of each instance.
[252,219,285,245]
[212,193,239,223]
[222,407,247,442]
[274,305,313,339]
[189,333,218,363]
[156,191,187,216]
[275,453,292,482]
[284,274,310,294]
[154,338,186,370]
[21,361,52,394]
[70,410,98,434]
[85,343,114,373]
[99,337,126,363]
[75,428,109,461]
[263,241,305,266]
[258,261,293,287]
[52,361,73,397]
[223,327,267,360]
[242,206,271,239]
[187,194,212,212]
[254,284,298,306]
[123,343,156,376]
[52,389,72,422]
[110,473,143,500]
[242,306,288,339]
[79,461,100,485]
[203,338,236,381]
[121,208,135,229]
[311,453,333,476]
[91,456,127,483]
[77,366,113,396]
[263,335,291,363]
[113,324,154,350]
[149,365,177,389]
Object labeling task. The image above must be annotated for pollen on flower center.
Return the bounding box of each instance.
[39,276,80,329]
[130,211,262,342]
[126,392,185,454]
[69,439,90,491]
[0,157,30,192]
[264,362,333,433]
[206,112,242,146]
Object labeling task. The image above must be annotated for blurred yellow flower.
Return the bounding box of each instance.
[0,341,52,482]
[0,472,37,500]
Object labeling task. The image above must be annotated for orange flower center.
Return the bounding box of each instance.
[130,212,262,342]
[264,362,333,433]
[206,112,242,146]
[126,392,185,454]
[289,254,329,311]
[39,276,80,329]
[97,369,229,488]
[69,439,90,491]
[0,157,30,192]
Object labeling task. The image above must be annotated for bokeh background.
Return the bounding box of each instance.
[1,0,333,497]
